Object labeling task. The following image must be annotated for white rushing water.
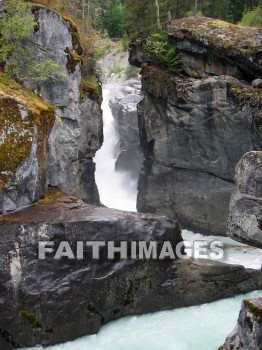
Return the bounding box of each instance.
[182,230,262,269]
[22,86,262,350]
[94,85,137,212]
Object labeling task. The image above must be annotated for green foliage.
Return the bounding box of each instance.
[125,0,161,35]
[121,31,129,51]
[80,75,101,102]
[240,4,262,26]
[227,0,246,22]
[144,28,181,73]
[95,38,111,59]
[0,0,64,83]
[109,64,124,76]
[104,0,129,37]
[225,0,260,23]
[125,64,140,79]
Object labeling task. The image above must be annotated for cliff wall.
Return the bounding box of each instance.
[0,6,103,213]
[129,18,262,235]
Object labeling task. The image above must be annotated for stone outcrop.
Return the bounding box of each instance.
[31,6,103,205]
[0,74,55,213]
[130,18,262,81]
[0,6,103,214]
[0,190,262,349]
[109,79,144,177]
[166,18,262,80]
[227,151,262,248]
[220,297,262,350]
[129,18,262,235]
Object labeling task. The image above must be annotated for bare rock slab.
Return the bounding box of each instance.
[0,191,261,349]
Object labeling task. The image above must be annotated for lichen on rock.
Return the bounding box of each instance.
[166,17,262,80]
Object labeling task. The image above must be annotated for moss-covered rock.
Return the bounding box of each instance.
[220,297,262,350]
[0,73,55,213]
[166,17,262,80]
[24,6,103,206]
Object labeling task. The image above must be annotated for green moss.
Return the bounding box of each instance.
[65,47,84,74]
[42,188,63,204]
[243,299,262,323]
[228,83,262,130]
[19,310,42,329]
[80,76,101,103]
[0,73,55,188]
[143,65,175,99]
[167,18,262,65]
[0,73,54,115]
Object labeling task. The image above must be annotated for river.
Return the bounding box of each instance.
[22,85,261,350]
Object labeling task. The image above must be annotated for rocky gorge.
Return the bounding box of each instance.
[0,6,261,350]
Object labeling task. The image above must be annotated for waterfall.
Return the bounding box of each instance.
[94,85,137,212]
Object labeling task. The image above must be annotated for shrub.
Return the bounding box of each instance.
[240,5,262,27]
[125,65,140,80]
[121,32,129,51]
[109,64,124,76]
[144,28,181,73]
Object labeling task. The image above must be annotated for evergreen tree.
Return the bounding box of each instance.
[103,0,128,37]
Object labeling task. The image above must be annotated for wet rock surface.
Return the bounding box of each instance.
[0,191,261,349]
[109,79,144,177]
[227,151,262,248]
[220,297,262,350]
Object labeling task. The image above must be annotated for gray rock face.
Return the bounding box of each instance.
[227,152,262,248]
[0,78,55,214]
[252,79,262,88]
[30,7,103,205]
[136,72,261,235]
[0,191,262,349]
[109,79,144,177]
[137,161,235,235]
[0,6,103,214]
[220,297,262,350]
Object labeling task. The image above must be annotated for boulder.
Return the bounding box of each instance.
[220,297,262,350]
[227,151,262,248]
[0,190,262,349]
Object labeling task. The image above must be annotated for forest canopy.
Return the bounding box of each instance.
[27,0,262,37]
